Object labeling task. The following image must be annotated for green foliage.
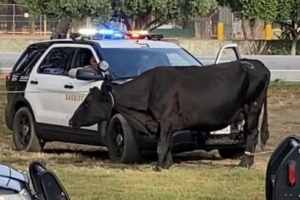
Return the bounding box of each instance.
[115,0,217,19]
[240,0,278,22]
[217,0,242,12]
[219,0,300,24]
[116,0,218,29]
[218,0,278,22]
[276,0,300,23]
[18,0,218,30]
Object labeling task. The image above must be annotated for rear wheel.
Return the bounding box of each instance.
[218,147,245,159]
[12,107,44,152]
[106,114,140,163]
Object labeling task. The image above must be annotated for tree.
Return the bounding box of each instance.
[19,0,218,37]
[218,0,278,39]
[275,0,300,55]
[114,0,218,31]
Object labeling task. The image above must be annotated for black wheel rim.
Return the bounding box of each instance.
[112,120,124,157]
[16,113,31,147]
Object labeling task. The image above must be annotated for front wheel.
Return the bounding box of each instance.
[218,147,245,159]
[106,114,141,163]
[12,107,44,152]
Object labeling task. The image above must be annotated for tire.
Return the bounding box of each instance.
[106,114,140,163]
[218,147,245,159]
[12,107,44,152]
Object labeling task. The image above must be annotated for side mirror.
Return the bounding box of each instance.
[40,171,70,200]
[69,68,105,81]
[98,60,109,72]
[29,161,48,195]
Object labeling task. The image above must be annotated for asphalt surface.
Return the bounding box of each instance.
[198,55,300,70]
[0,52,20,70]
[1,53,300,81]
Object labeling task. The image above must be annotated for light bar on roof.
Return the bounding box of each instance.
[74,27,163,40]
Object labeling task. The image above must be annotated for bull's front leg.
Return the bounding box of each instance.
[162,136,174,169]
[154,124,172,172]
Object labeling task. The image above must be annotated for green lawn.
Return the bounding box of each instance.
[0,80,299,200]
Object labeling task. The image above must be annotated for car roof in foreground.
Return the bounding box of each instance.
[31,39,181,49]
[90,39,181,49]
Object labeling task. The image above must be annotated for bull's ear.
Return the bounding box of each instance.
[90,87,100,92]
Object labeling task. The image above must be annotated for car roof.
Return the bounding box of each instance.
[31,39,181,49]
[91,39,181,48]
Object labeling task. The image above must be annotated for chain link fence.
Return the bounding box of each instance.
[0,4,58,35]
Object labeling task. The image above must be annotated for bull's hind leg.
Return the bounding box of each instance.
[239,101,264,168]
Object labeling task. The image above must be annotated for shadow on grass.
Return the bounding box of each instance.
[35,148,236,169]
[2,143,240,169]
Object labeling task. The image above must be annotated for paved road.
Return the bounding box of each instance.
[1,53,300,70]
[1,53,300,81]
[0,52,21,70]
[197,55,300,70]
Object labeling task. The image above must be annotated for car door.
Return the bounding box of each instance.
[211,43,242,134]
[25,44,76,126]
[59,45,103,132]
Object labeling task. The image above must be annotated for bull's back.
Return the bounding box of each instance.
[172,63,249,130]
[238,58,271,101]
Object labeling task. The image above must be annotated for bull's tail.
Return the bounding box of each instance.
[259,72,270,151]
[259,97,269,151]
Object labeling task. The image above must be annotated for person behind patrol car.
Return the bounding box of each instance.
[83,55,99,72]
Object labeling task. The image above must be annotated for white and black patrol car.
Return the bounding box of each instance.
[5,28,246,163]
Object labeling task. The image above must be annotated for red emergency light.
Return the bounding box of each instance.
[126,30,164,40]
[287,161,297,186]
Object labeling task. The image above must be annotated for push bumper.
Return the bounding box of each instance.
[136,130,246,153]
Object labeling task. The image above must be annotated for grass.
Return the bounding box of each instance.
[0,80,299,200]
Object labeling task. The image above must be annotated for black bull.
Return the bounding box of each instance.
[69,58,270,171]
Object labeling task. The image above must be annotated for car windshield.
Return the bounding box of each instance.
[101,48,202,80]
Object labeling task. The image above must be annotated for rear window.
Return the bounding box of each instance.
[13,45,46,74]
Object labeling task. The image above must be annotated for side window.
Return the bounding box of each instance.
[166,53,191,66]
[71,48,96,69]
[37,47,76,75]
[13,46,44,74]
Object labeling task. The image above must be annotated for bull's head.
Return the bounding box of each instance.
[68,86,113,129]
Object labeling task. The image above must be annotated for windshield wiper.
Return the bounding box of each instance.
[114,76,136,80]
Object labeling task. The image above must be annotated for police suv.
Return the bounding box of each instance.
[5,28,246,163]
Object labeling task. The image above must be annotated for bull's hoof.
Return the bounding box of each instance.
[153,166,163,172]
[162,164,171,170]
[162,160,173,170]
[238,154,254,168]
[260,143,266,151]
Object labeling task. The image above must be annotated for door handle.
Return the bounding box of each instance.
[64,84,73,89]
[30,80,38,85]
